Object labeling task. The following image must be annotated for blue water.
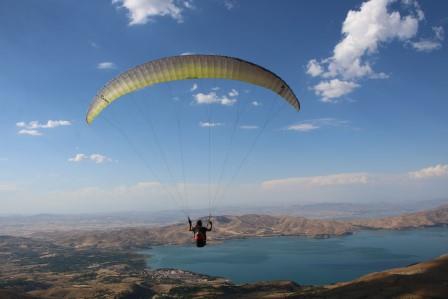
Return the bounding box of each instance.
[143,227,448,285]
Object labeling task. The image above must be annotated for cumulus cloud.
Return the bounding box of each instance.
[199,121,223,128]
[193,92,237,106]
[306,0,424,101]
[97,62,116,70]
[323,0,421,79]
[409,164,448,179]
[16,120,71,136]
[251,101,261,107]
[410,26,445,52]
[190,83,198,92]
[262,173,369,189]
[69,153,112,164]
[228,89,239,97]
[313,79,360,102]
[287,118,350,132]
[113,0,192,25]
[306,59,324,77]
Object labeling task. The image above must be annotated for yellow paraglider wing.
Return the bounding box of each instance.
[86,55,300,124]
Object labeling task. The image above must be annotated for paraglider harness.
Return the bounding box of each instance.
[189,216,212,248]
[194,229,207,247]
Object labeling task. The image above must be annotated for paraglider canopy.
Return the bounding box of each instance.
[86,54,300,124]
[85,54,302,219]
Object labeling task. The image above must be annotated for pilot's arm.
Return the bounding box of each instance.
[188,217,193,231]
[207,220,213,231]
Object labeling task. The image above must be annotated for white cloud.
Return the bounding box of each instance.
[327,0,421,79]
[5,165,448,213]
[306,59,324,77]
[97,62,116,70]
[180,52,194,56]
[219,98,236,106]
[90,154,112,164]
[370,72,390,79]
[306,0,424,101]
[288,123,319,132]
[251,101,261,107]
[69,153,112,164]
[409,164,448,179]
[211,87,220,91]
[263,164,448,193]
[411,40,442,52]
[262,173,369,189]
[18,129,42,136]
[433,26,444,40]
[224,0,236,10]
[287,118,350,132]
[228,88,239,97]
[68,154,88,162]
[183,0,194,9]
[199,121,223,128]
[193,92,237,106]
[16,120,71,129]
[410,26,444,52]
[45,120,71,128]
[113,0,191,25]
[190,83,198,92]
[16,120,71,136]
[313,79,359,102]
[240,125,259,130]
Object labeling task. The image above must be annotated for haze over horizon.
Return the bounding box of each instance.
[1,0,447,214]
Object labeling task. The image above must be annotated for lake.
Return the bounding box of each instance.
[143,227,448,285]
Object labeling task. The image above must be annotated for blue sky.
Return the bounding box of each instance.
[0,0,447,214]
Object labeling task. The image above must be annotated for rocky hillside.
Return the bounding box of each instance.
[1,235,447,298]
[36,205,448,250]
[307,254,448,299]
[352,204,448,229]
[38,214,355,250]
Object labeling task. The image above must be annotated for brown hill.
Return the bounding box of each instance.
[304,254,448,299]
[36,205,448,250]
[352,204,448,229]
[39,214,355,250]
[2,234,447,298]
[0,289,36,299]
